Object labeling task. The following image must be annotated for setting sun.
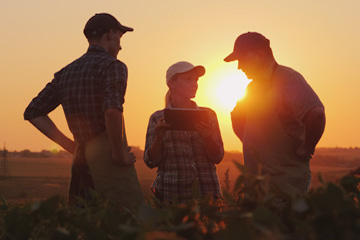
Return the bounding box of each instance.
[215,72,251,112]
[197,64,251,114]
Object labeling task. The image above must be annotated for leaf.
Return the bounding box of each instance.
[222,220,252,240]
[138,203,159,226]
[223,168,231,192]
[340,175,360,193]
[318,172,325,185]
[252,207,276,227]
[222,192,236,206]
[0,193,8,211]
[34,195,61,219]
[191,179,201,200]
[4,208,33,240]
[234,175,245,192]
[145,231,188,240]
[292,198,309,213]
[1,193,7,205]
[233,160,246,173]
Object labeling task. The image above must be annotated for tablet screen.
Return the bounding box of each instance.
[164,108,209,131]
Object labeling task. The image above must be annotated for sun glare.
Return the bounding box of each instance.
[195,63,251,115]
[49,143,61,153]
[198,64,250,113]
[215,72,250,112]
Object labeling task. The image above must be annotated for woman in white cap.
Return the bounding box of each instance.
[144,61,224,202]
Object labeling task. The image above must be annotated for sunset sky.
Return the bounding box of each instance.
[0,0,359,152]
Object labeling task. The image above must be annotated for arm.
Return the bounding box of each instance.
[103,62,134,165]
[144,116,170,169]
[28,116,75,154]
[230,100,247,142]
[281,72,325,157]
[105,108,135,165]
[196,110,224,164]
[202,136,221,157]
[147,135,164,163]
[24,79,74,152]
[296,106,326,157]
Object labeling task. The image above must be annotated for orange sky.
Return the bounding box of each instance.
[0,0,359,152]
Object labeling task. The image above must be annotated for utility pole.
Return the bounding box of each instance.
[1,142,9,180]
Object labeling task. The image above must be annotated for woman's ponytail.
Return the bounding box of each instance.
[165,90,172,107]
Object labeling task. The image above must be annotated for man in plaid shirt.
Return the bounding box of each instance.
[24,13,144,207]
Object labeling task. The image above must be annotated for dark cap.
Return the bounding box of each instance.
[83,13,133,39]
[224,32,270,62]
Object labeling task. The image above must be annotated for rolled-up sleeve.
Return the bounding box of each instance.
[144,113,162,168]
[24,80,60,120]
[102,61,128,112]
[283,72,324,122]
[205,110,224,164]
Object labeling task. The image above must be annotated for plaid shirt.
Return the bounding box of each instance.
[144,104,224,201]
[24,46,128,142]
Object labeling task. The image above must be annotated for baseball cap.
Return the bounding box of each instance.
[224,32,270,62]
[166,61,206,85]
[83,13,133,39]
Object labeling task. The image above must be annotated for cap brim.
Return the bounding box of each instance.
[224,52,238,62]
[188,65,206,77]
[119,25,134,33]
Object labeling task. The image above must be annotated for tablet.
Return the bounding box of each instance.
[164,108,209,131]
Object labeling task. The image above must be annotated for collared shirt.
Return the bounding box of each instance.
[144,103,224,201]
[24,46,128,143]
[274,64,324,146]
[237,63,322,194]
[240,63,324,147]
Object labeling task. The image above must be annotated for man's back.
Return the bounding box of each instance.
[24,46,128,143]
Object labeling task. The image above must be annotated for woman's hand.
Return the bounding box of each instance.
[195,122,212,140]
[195,122,222,160]
[147,118,171,166]
[155,117,171,139]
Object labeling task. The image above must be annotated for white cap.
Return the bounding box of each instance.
[166,61,205,85]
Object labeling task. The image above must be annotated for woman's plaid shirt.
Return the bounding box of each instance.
[24,46,127,143]
[144,106,224,201]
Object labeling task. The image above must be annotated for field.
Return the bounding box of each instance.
[0,147,359,202]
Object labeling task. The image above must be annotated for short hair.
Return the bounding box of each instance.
[86,30,108,42]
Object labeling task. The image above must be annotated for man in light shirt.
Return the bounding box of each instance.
[225,32,326,195]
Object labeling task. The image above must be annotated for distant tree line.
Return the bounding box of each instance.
[0,149,72,158]
[0,146,358,161]
[317,147,360,152]
[312,155,360,168]
[1,148,8,158]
